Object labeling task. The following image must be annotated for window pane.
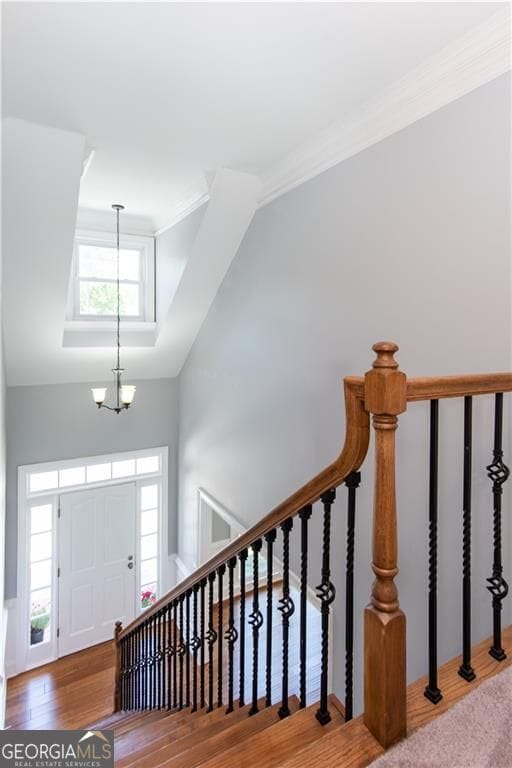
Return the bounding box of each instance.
[30,504,52,534]
[31,588,51,617]
[31,560,52,590]
[30,532,52,563]
[59,466,85,488]
[136,455,159,475]
[141,583,157,610]
[29,471,58,493]
[141,558,157,585]
[141,485,158,511]
[30,591,51,646]
[141,533,158,560]
[112,459,136,479]
[86,463,111,483]
[79,244,140,281]
[79,281,140,317]
[141,508,157,536]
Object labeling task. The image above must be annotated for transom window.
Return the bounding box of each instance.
[69,230,155,322]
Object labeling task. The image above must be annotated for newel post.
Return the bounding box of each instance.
[114,620,123,712]
[363,342,407,748]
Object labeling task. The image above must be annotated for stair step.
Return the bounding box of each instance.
[194,695,344,768]
[120,699,271,768]
[91,709,165,732]
[115,704,238,762]
[277,717,384,768]
[155,698,299,768]
[112,710,170,735]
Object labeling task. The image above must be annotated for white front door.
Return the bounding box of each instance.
[58,483,136,656]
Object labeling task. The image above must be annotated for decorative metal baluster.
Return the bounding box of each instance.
[185,590,191,707]
[459,396,476,681]
[166,604,174,710]
[159,610,164,709]
[264,529,276,707]
[486,392,510,661]
[248,539,263,716]
[151,614,157,709]
[191,585,201,712]
[178,596,185,709]
[217,564,226,707]
[424,400,442,703]
[200,579,206,708]
[298,507,311,709]
[278,519,295,719]
[206,573,217,712]
[121,637,126,710]
[238,549,248,707]
[128,633,133,710]
[143,620,149,711]
[172,601,178,709]
[135,629,139,711]
[316,488,336,725]
[225,557,238,713]
[345,472,360,721]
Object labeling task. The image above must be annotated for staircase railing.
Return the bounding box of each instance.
[115,372,370,724]
[114,341,512,752]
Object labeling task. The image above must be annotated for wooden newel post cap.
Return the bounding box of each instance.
[364,341,407,415]
[115,620,123,638]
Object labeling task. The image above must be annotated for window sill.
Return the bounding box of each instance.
[63,320,157,348]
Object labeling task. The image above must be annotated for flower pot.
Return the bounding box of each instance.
[31,627,44,645]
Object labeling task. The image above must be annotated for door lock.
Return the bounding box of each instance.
[127,562,134,569]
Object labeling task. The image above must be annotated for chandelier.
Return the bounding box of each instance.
[91,204,136,414]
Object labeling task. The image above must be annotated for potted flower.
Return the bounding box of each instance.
[141,589,157,609]
[31,603,50,645]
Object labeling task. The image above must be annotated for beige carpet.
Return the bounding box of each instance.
[370,666,512,768]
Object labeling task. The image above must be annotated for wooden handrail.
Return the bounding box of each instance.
[119,377,369,639]
[407,372,512,401]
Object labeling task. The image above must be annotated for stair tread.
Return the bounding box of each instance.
[121,699,277,768]
[276,717,384,768]
[191,695,344,768]
[155,699,299,768]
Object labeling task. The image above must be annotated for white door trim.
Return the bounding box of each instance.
[15,446,168,676]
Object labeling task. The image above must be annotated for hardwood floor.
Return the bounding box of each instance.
[5,641,115,730]
[6,618,511,768]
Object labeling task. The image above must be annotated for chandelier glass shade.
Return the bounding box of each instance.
[91,204,136,414]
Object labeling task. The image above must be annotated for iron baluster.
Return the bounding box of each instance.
[158,611,163,709]
[424,399,442,704]
[278,519,295,719]
[200,579,207,708]
[486,392,509,661]
[167,603,174,710]
[345,471,360,720]
[185,590,191,707]
[152,614,157,709]
[172,601,178,709]
[178,596,185,709]
[459,396,476,681]
[316,488,336,725]
[120,637,125,710]
[298,507,312,709]
[225,557,238,713]
[191,585,201,712]
[265,529,277,707]
[238,549,248,707]
[206,573,217,712]
[248,539,263,716]
[217,564,226,707]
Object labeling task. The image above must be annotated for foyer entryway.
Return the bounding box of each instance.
[58,483,136,656]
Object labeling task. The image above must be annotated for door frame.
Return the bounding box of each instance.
[16,446,168,675]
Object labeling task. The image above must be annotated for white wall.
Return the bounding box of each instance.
[176,74,511,712]
[5,377,178,600]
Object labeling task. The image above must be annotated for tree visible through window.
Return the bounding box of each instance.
[77,243,142,317]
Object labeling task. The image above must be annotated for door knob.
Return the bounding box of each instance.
[128,555,134,561]
[127,562,134,569]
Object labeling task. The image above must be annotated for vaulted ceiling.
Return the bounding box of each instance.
[1,2,506,385]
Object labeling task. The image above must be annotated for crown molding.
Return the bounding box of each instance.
[259,7,512,206]
[155,8,511,234]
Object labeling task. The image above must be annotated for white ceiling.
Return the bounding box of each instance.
[3,2,501,233]
[1,2,507,387]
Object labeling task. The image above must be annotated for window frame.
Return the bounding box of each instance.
[69,230,156,323]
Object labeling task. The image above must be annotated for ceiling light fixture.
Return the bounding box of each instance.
[91,204,136,414]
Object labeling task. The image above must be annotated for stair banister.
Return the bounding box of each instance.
[363,342,407,748]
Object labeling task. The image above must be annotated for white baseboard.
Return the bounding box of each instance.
[168,554,194,589]
[4,600,17,680]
